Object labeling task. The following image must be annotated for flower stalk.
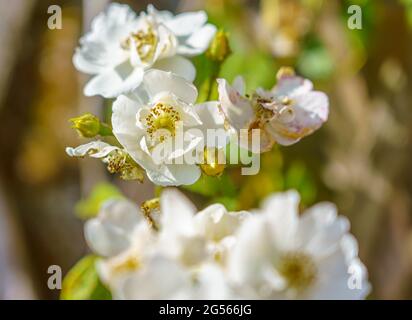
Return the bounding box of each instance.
[201,30,232,102]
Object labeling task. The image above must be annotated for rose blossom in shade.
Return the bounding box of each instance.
[217,68,329,152]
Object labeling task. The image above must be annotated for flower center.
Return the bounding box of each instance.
[122,26,157,63]
[144,102,181,143]
[103,150,144,181]
[278,251,317,292]
[253,94,295,124]
[111,252,141,275]
[255,100,276,122]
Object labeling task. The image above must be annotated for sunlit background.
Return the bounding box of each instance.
[1,0,412,299]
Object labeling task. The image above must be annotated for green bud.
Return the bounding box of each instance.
[206,30,231,63]
[70,113,101,138]
[70,113,112,138]
[200,147,226,177]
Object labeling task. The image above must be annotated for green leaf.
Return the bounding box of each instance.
[75,182,124,219]
[60,255,112,300]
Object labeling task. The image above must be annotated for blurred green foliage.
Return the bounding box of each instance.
[400,0,412,28]
[205,0,279,92]
[75,182,124,219]
[61,255,111,300]
[297,38,334,80]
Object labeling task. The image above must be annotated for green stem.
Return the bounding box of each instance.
[205,64,222,102]
[99,123,113,136]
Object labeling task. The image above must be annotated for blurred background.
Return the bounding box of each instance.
[1,0,412,299]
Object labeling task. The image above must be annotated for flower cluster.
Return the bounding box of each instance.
[85,188,370,299]
[64,3,370,300]
[67,4,329,186]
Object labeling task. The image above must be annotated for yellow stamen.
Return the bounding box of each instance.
[104,150,144,182]
[110,253,141,275]
[144,102,180,143]
[276,66,295,80]
[140,198,160,231]
[122,26,157,63]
